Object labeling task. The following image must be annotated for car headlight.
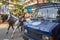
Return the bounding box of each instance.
[42,35,49,40]
[24,29,27,33]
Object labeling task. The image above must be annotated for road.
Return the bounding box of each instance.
[0,22,24,40]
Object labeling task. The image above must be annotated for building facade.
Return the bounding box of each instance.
[47,0,60,3]
[37,0,47,3]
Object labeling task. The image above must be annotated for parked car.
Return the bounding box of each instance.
[23,3,60,40]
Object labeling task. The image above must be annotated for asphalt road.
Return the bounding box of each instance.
[0,22,24,40]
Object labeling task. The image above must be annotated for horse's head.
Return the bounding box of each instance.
[1,14,8,22]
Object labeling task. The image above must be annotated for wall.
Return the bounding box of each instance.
[37,0,47,3]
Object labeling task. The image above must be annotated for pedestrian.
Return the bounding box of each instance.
[1,3,9,14]
[25,12,33,22]
[1,3,9,23]
[19,9,26,32]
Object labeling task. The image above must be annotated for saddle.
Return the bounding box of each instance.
[8,15,16,25]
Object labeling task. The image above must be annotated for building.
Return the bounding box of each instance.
[1,0,60,9]
[47,0,60,3]
[23,0,48,7]
[37,0,47,3]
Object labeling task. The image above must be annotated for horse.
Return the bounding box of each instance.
[1,14,25,38]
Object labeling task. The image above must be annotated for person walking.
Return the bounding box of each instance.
[1,3,9,22]
[19,9,26,32]
[1,3,9,14]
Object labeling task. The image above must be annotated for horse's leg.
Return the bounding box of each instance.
[11,25,14,30]
[17,25,21,33]
[11,26,17,38]
[21,26,23,32]
[21,26,25,33]
[11,20,19,38]
[6,25,11,34]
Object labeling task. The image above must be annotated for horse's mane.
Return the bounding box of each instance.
[1,14,8,22]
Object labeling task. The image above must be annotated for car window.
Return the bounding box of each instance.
[32,7,58,20]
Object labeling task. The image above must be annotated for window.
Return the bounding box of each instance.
[32,7,58,20]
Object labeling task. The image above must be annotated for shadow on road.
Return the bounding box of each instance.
[0,22,24,40]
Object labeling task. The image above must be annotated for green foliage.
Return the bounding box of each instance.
[9,0,25,17]
[14,4,19,8]
[0,6,1,9]
[47,0,51,3]
[14,4,24,17]
[14,4,23,10]
[2,1,9,5]
[11,0,20,2]
[19,5,23,10]
[16,9,21,15]
[10,10,14,15]
[58,0,60,2]
[11,0,16,2]
[0,0,4,2]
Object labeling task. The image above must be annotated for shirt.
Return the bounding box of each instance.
[1,5,9,14]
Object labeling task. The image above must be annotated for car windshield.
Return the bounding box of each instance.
[32,7,59,21]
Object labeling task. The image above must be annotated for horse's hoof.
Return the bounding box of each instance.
[6,32,8,35]
[11,37,13,39]
[11,35,14,39]
[11,36,13,39]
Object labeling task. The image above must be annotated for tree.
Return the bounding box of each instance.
[47,0,51,3]
[14,4,25,17]
[11,0,20,2]
[58,0,60,2]
[2,1,9,4]
[0,0,4,2]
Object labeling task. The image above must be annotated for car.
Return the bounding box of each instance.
[23,3,60,40]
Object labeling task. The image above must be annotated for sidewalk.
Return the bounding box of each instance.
[0,22,24,40]
[0,22,9,29]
